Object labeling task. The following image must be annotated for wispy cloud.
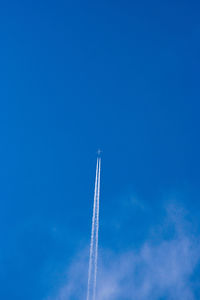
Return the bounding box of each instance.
[45,204,200,300]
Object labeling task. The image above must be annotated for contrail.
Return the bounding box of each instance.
[93,157,101,300]
[87,156,101,300]
[87,158,99,300]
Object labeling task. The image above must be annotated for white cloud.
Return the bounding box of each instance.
[45,204,200,300]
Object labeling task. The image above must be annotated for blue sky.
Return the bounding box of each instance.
[1,1,200,299]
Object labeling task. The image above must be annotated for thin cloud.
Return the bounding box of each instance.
[45,204,200,300]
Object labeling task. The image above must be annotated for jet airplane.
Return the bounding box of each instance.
[97,149,102,156]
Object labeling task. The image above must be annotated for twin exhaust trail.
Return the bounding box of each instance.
[86,156,101,300]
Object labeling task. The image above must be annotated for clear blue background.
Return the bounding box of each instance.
[0,0,200,299]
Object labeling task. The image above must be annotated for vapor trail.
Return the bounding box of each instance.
[87,159,99,300]
[93,157,101,300]
[86,157,101,300]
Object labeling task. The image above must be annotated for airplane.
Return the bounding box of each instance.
[97,149,102,156]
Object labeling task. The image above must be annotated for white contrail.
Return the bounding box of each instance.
[86,158,100,300]
[93,157,101,300]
